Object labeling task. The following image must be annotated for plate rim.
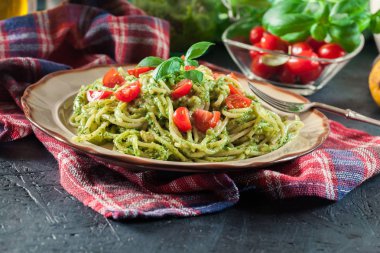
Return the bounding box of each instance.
[21,63,330,172]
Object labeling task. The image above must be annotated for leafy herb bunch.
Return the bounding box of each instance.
[137,42,214,83]
[262,0,380,52]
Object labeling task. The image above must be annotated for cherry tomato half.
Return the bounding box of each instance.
[127,67,155,78]
[250,26,265,45]
[226,94,252,109]
[287,51,320,76]
[228,84,243,95]
[86,90,113,102]
[193,109,221,133]
[173,107,192,132]
[171,79,193,100]
[251,55,279,79]
[318,43,346,59]
[260,33,288,52]
[103,68,125,88]
[291,42,312,55]
[184,65,196,71]
[306,37,325,52]
[114,81,141,103]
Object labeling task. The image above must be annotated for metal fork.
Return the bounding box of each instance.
[248,82,380,127]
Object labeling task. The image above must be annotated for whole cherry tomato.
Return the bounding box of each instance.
[318,43,346,59]
[114,81,141,103]
[249,42,263,59]
[103,68,125,88]
[251,55,279,79]
[306,37,325,52]
[291,42,312,55]
[287,51,320,76]
[173,107,192,132]
[260,33,288,52]
[250,26,265,44]
[192,109,221,133]
[226,94,252,109]
[171,79,193,100]
[279,64,297,84]
[299,65,323,84]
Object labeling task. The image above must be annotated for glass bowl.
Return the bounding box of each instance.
[222,18,365,96]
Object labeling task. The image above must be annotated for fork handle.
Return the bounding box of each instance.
[313,102,380,127]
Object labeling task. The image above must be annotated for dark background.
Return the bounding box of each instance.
[1,38,380,252]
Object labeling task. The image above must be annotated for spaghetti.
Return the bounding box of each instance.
[70,65,303,162]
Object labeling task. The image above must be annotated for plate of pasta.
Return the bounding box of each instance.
[22,42,329,172]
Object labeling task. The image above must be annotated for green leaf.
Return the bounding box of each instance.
[330,0,368,18]
[281,30,309,43]
[184,70,204,83]
[371,10,380,33]
[152,57,182,80]
[137,56,164,67]
[328,24,361,52]
[311,23,327,41]
[185,41,214,60]
[354,12,371,32]
[184,59,199,67]
[262,1,315,36]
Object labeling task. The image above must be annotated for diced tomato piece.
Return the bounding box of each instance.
[114,81,141,103]
[181,55,185,60]
[213,72,223,80]
[193,109,221,132]
[103,68,125,88]
[127,67,155,77]
[228,84,243,95]
[228,72,238,80]
[171,79,193,100]
[173,107,192,132]
[184,65,196,71]
[226,94,252,109]
[86,90,113,102]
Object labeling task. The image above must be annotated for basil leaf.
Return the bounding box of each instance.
[184,70,203,83]
[152,57,182,80]
[311,23,327,41]
[185,59,199,67]
[330,0,368,18]
[354,12,371,32]
[185,41,214,60]
[371,10,380,33]
[328,24,361,52]
[281,30,309,43]
[263,1,315,36]
[137,56,164,67]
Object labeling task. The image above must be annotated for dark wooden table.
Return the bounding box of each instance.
[1,40,380,253]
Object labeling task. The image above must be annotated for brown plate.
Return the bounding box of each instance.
[21,64,329,172]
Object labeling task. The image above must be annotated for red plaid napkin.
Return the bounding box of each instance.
[2,1,380,219]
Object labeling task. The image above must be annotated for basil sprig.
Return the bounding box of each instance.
[262,0,380,52]
[137,41,214,83]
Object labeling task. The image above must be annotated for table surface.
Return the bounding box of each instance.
[1,40,380,253]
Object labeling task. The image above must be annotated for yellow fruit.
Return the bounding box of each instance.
[0,0,28,20]
[369,57,380,106]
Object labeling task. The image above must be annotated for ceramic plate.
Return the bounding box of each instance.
[21,64,329,172]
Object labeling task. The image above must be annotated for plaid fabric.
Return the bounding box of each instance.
[1,1,380,219]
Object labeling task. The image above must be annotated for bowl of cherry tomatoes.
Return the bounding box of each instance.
[222,18,365,95]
